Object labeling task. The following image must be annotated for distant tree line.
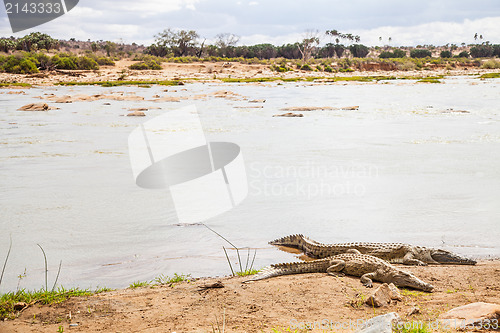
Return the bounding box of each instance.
[2,31,500,61]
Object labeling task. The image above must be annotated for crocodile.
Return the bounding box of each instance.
[245,251,434,292]
[269,234,476,266]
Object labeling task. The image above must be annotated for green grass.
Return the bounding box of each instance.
[401,289,426,298]
[0,82,32,87]
[479,72,500,79]
[153,273,191,285]
[235,269,259,277]
[128,281,150,289]
[55,80,187,87]
[417,78,442,83]
[0,287,98,320]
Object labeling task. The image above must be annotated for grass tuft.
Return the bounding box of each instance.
[153,273,191,285]
[0,287,93,320]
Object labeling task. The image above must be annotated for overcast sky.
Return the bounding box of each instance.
[1,0,499,46]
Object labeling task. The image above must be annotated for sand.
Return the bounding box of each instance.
[1,260,499,332]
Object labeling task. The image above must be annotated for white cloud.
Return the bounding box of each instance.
[241,16,500,47]
[352,16,500,46]
[248,1,259,5]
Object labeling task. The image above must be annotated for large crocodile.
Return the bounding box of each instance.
[245,251,434,292]
[270,234,476,266]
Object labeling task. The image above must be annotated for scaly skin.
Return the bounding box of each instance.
[269,234,476,266]
[245,252,435,292]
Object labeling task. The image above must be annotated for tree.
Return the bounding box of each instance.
[215,33,239,57]
[410,49,432,58]
[440,50,452,58]
[17,32,58,52]
[102,41,117,57]
[155,28,199,57]
[297,30,320,61]
[349,44,369,57]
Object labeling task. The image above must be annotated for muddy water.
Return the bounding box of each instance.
[0,76,499,292]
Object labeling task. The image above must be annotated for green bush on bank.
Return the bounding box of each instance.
[0,52,111,73]
[129,57,163,70]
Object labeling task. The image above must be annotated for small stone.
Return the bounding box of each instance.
[388,283,402,301]
[365,283,392,307]
[127,111,146,117]
[407,306,420,316]
[69,323,78,327]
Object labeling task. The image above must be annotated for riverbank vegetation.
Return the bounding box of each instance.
[1,31,500,76]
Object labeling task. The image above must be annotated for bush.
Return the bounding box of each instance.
[300,64,313,71]
[396,59,417,71]
[52,54,77,70]
[0,54,39,74]
[96,57,115,66]
[349,44,369,58]
[457,51,469,58]
[379,49,406,58]
[77,56,99,70]
[469,44,493,58]
[440,50,452,58]
[129,58,162,70]
[410,49,432,58]
[481,59,500,69]
[324,65,334,72]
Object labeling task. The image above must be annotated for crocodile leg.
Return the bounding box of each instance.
[403,252,427,266]
[360,272,377,288]
[326,260,346,277]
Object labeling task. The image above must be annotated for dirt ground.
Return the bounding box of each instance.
[0,60,496,86]
[1,260,499,332]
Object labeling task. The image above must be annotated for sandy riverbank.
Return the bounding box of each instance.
[1,260,499,332]
[0,60,497,86]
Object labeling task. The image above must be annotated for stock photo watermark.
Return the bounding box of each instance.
[249,161,379,199]
[3,0,79,33]
[289,317,499,331]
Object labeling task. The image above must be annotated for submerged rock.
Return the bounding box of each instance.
[18,103,55,111]
[273,112,303,117]
[127,111,146,117]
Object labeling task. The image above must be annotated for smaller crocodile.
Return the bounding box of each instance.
[245,251,434,292]
[270,234,476,266]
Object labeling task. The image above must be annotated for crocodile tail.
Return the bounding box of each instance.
[243,259,330,282]
[268,234,306,248]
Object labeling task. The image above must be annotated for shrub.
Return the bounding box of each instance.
[96,57,115,66]
[0,55,39,74]
[129,58,162,70]
[470,44,493,58]
[300,64,312,71]
[379,49,406,58]
[349,44,369,58]
[458,51,469,58]
[324,65,334,72]
[440,50,452,58]
[481,59,500,69]
[77,56,99,70]
[52,54,77,70]
[396,59,417,71]
[410,49,432,58]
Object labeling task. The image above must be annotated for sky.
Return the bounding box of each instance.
[1,0,500,47]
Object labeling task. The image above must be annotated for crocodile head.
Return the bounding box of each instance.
[430,249,477,265]
[390,271,434,292]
